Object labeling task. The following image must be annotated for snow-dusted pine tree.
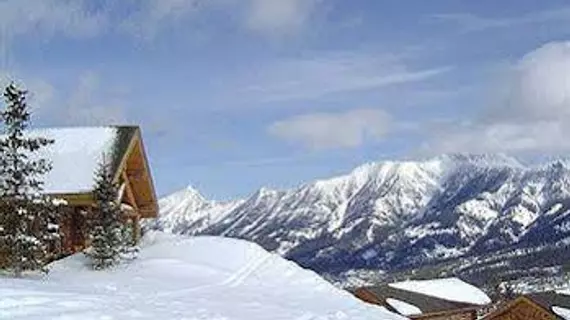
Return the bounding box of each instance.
[0,83,60,276]
[87,154,125,269]
[120,219,140,261]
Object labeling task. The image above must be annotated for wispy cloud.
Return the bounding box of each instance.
[430,6,570,32]
[0,0,207,43]
[268,108,392,150]
[240,52,451,102]
[422,41,570,155]
[0,0,326,45]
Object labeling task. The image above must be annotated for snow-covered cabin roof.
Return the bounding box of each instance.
[13,126,139,194]
[350,277,490,318]
[388,277,491,306]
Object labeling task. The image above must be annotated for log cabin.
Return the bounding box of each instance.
[481,291,570,320]
[2,125,158,259]
[349,279,491,320]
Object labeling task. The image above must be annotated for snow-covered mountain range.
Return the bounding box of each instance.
[148,154,570,286]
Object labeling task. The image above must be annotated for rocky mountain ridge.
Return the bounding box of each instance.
[149,154,570,285]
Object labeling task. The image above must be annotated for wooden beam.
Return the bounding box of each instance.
[135,131,159,214]
[126,168,145,179]
[122,170,139,210]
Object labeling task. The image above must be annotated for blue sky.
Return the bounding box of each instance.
[2,0,570,199]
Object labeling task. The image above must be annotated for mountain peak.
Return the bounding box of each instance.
[159,184,208,207]
[184,184,206,199]
[253,186,281,198]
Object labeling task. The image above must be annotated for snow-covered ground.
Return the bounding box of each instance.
[0,232,405,320]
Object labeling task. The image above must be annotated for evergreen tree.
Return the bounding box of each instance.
[0,83,60,276]
[87,155,125,269]
[120,218,139,261]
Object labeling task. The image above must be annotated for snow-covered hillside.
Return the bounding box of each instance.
[150,154,570,285]
[0,232,404,320]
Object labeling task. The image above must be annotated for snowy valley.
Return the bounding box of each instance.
[149,154,570,290]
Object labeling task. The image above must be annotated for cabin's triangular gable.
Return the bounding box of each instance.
[113,126,158,218]
[19,125,158,217]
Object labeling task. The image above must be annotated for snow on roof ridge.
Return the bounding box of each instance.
[388,277,491,306]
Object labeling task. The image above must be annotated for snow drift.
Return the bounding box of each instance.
[0,232,404,320]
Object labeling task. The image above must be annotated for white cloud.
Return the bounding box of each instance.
[268,108,392,149]
[423,120,568,155]
[501,42,570,120]
[424,41,570,155]
[245,0,321,36]
[241,52,451,102]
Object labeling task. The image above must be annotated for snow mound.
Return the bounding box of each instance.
[389,277,491,305]
[1,231,405,320]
